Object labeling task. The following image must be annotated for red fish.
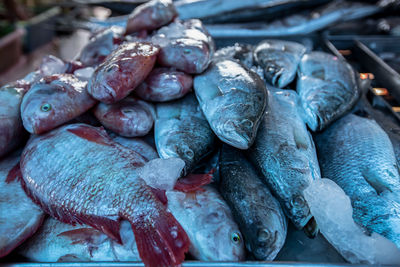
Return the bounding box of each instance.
[152,19,215,74]
[135,67,193,102]
[20,74,97,134]
[87,42,159,104]
[94,97,155,137]
[125,0,177,35]
[0,150,44,258]
[20,124,189,267]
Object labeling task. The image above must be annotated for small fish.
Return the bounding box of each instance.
[246,88,321,230]
[253,40,306,88]
[39,55,83,76]
[155,93,215,175]
[193,59,267,149]
[214,43,254,69]
[87,42,159,103]
[219,145,287,260]
[79,27,124,67]
[19,218,140,262]
[316,114,400,248]
[125,0,177,35]
[166,185,245,261]
[152,19,215,74]
[297,51,359,131]
[20,74,97,134]
[0,79,30,158]
[93,97,155,137]
[0,150,44,258]
[20,123,189,267]
[135,67,193,102]
[110,134,159,161]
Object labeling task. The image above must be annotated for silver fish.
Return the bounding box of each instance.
[315,114,400,248]
[253,40,306,88]
[19,218,140,262]
[297,51,359,131]
[246,88,321,230]
[155,93,215,175]
[219,145,287,260]
[166,185,245,261]
[193,59,267,149]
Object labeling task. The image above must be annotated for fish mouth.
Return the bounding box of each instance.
[221,133,252,150]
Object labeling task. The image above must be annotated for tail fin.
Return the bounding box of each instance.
[174,169,214,192]
[128,211,190,267]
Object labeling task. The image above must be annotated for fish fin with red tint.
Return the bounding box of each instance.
[173,169,214,192]
[67,125,114,146]
[126,211,190,267]
[58,228,107,245]
[5,162,22,183]
[150,187,168,205]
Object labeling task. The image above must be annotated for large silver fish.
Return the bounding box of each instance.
[253,40,306,88]
[193,59,267,149]
[166,185,245,261]
[297,51,359,131]
[219,145,287,260]
[246,88,320,230]
[155,93,215,175]
[19,218,140,262]
[315,114,400,248]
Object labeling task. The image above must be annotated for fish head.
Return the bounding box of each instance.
[194,206,245,261]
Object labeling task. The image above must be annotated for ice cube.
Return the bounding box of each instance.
[304,178,400,264]
[40,55,67,76]
[139,158,185,190]
[74,67,95,81]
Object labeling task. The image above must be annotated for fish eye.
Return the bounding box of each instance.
[183,48,191,54]
[40,103,52,112]
[231,232,241,244]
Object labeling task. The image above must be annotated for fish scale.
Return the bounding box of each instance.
[20,123,189,267]
[316,114,400,248]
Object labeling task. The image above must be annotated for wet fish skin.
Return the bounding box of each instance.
[0,80,30,158]
[94,97,155,137]
[110,133,159,162]
[193,59,267,149]
[155,93,215,175]
[315,114,400,247]
[0,150,44,258]
[87,42,159,103]
[219,145,287,260]
[297,51,359,131]
[19,218,140,262]
[39,55,83,76]
[79,27,124,67]
[125,0,177,35]
[214,43,254,69]
[167,185,245,261]
[152,19,215,74]
[246,88,321,229]
[135,67,193,102]
[20,74,97,134]
[253,40,306,88]
[20,123,189,267]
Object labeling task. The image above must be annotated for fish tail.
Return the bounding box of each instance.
[174,169,214,192]
[125,209,190,267]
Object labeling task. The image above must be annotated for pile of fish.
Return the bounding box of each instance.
[1,0,400,266]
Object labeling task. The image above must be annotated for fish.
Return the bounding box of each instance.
[135,67,193,102]
[253,40,306,88]
[0,150,44,258]
[20,74,97,134]
[39,55,83,76]
[125,0,177,35]
[0,79,30,158]
[204,1,381,37]
[155,93,215,175]
[79,27,124,67]
[297,51,359,131]
[87,42,159,104]
[110,133,159,161]
[219,145,287,260]
[93,97,155,137]
[214,43,254,69]
[166,185,245,261]
[193,59,267,149]
[315,114,400,248]
[246,88,321,230]
[20,123,190,267]
[19,218,140,262]
[152,19,215,74]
